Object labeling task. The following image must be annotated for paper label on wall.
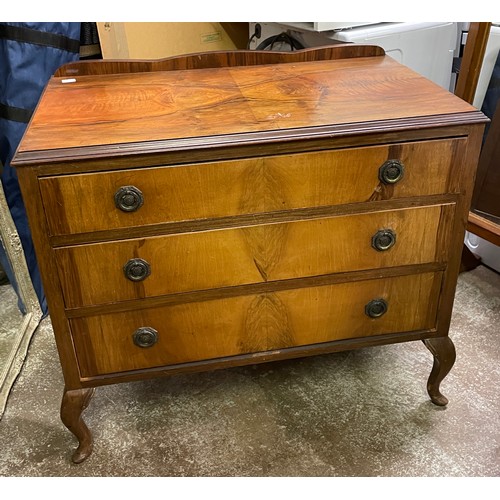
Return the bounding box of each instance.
[201,31,223,44]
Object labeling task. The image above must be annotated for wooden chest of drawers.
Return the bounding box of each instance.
[12,46,487,463]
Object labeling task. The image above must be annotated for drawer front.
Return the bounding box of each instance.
[56,204,452,308]
[71,272,442,377]
[40,138,462,236]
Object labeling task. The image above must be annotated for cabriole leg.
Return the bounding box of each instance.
[60,387,95,463]
[423,337,456,406]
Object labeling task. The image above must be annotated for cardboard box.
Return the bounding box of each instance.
[97,22,248,59]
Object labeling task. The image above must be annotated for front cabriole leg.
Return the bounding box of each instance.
[423,337,456,406]
[60,387,95,463]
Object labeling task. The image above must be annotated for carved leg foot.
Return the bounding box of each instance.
[423,337,456,406]
[60,387,95,463]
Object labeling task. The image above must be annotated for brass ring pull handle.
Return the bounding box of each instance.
[372,229,396,252]
[365,299,388,318]
[132,327,158,348]
[114,185,144,212]
[124,258,151,282]
[379,160,405,185]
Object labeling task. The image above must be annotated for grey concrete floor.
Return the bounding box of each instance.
[0,266,499,477]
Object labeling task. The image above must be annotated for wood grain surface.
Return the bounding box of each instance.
[55,204,452,308]
[39,138,462,236]
[16,56,475,155]
[70,272,442,377]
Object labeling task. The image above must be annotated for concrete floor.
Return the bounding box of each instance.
[0,266,499,477]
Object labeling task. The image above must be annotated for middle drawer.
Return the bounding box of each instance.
[56,204,451,308]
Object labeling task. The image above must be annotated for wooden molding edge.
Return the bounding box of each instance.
[467,211,500,246]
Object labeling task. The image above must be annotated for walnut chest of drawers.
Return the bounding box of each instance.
[12,46,487,463]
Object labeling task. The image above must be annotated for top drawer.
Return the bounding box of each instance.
[40,138,462,236]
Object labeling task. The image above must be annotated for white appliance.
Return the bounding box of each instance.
[282,22,381,32]
[249,22,457,90]
[465,232,500,272]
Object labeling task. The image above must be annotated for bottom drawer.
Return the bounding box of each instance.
[71,272,442,377]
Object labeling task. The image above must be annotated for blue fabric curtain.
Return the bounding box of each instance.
[0,22,81,315]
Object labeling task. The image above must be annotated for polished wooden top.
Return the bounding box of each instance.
[15,54,479,162]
